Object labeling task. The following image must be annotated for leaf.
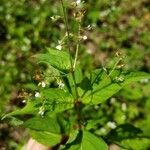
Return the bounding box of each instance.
[107,123,150,150]
[65,130,108,150]
[40,88,74,113]
[24,116,61,146]
[119,84,143,100]
[29,130,61,146]
[2,89,74,119]
[107,123,143,142]
[66,67,83,96]
[82,71,150,105]
[2,99,39,119]
[120,138,150,150]
[34,48,71,71]
[81,130,108,150]
[23,116,61,133]
[79,77,92,91]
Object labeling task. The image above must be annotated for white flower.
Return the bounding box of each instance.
[94,105,99,110]
[35,92,40,98]
[140,79,149,83]
[107,121,116,129]
[100,127,106,134]
[58,82,65,89]
[102,67,107,72]
[87,25,92,30]
[56,45,62,50]
[121,115,126,121]
[110,97,116,104]
[76,0,81,5]
[82,35,87,40]
[22,99,26,103]
[115,76,124,82]
[38,107,45,117]
[121,103,127,111]
[38,81,46,88]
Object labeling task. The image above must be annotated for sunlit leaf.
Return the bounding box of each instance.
[34,48,71,71]
[64,130,108,150]
[82,72,150,105]
[23,116,61,146]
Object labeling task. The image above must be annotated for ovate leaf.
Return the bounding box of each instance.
[82,71,150,105]
[2,99,39,119]
[34,48,71,71]
[107,123,143,142]
[2,89,74,119]
[107,123,150,150]
[23,116,61,146]
[81,130,108,150]
[40,88,74,113]
[66,130,108,150]
[29,130,61,147]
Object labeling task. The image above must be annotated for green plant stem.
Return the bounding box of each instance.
[73,23,81,70]
[60,0,79,99]
[60,0,73,68]
[108,58,122,76]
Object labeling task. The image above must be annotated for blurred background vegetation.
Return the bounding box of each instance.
[0,0,150,149]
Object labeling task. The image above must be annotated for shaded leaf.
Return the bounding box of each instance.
[107,123,143,142]
[107,124,150,150]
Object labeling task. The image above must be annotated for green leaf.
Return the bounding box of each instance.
[23,116,61,133]
[41,88,74,114]
[67,67,83,97]
[107,124,150,150]
[119,84,143,100]
[120,138,150,150]
[24,116,61,146]
[41,88,73,101]
[107,123,143,142]
[79,77,92,91]
[34,48,71,71]
[29,130,61,146]
[2,99,39,119]
[66,130,108,150]
[81,130,108,150]
[82,72,150,105]
[2,89,73,119]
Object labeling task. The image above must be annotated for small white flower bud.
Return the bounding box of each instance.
[82,35,87,40]
[107,121,116,129]
[140,79,149,83]
[38,107,45,117]
[110,97,116,104]
[100,127,106,134]
[41,81,46,88]
[35,92,40,98]
[22,99,26,103]
[38,81,46,88]
[87,25,93,30]
[76,0,81,5]
[115,76,124,82]
[56,45,62,50]
[58,82,65,89]
[121,103,127,111]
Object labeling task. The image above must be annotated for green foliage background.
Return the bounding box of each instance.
[0,0,150,149]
